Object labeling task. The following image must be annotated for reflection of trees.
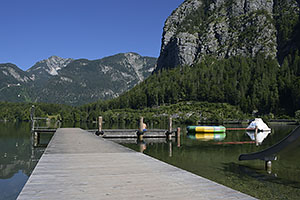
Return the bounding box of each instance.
[0,122,44,179]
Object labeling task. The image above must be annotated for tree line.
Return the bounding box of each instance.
[89,53,300,116]
[1,52,300,124]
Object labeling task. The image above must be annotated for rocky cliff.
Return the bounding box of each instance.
[156,0,300,70]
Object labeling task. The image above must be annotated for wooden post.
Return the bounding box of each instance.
[139,117,144,132]
[169,141,172,157]
[95,116,104,136]
[138,117,144,140]
[168,117,172,133]
[30,105,35,131]
[254,126,258,146]
[98,116,103,132]
[166,117,172,140]
[176,127,181,147]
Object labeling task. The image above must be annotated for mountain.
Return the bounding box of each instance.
[33,53,156,105]
[27,56,74,84]
[96,0,300,116]
[0,63,32,102]
[156,0,300,71]
[0,53,157,105]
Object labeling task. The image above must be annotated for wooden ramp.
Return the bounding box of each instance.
[18,128,256,200]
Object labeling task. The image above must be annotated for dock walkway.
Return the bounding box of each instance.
[18,128,256,199]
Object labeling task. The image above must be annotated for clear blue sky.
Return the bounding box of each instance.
[0,0,184,70]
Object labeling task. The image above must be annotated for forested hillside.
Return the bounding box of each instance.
[1,50,300,123]
[1,0,300,124]
[87,52,300,116]
[0,53,156,105]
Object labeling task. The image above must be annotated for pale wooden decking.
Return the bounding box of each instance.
[17,128,256,200]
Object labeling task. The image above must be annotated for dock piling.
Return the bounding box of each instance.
[176,127,181,147]
[95,116,104,136]
[138,117,144,140]
[169,141,172,157]
[168,117,172,133]
[98,116,103,132]
[166,117,173,140]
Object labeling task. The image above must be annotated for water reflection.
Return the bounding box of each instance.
[246,130,271,145]
[121,124,300,200]
[0,122,51,200]
[1,122,299,200]
[187,132,226,141]
[138,141,147,153]
[110,138,178,157]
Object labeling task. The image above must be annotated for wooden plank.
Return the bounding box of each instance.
[18,128,256,200]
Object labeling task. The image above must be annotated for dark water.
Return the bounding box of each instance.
[1,122,300,200]
[122,124,300,200]
[0,122,52,200]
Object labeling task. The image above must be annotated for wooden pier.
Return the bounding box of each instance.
[18,128,256,199]
[92,128,177,138]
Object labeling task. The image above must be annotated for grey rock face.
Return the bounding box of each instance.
[158,0,202,69]
[156,0,299,70]
[33,53,157,105]
[27,56,74,81]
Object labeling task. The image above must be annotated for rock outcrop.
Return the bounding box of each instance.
[156,0,300,70]
[27,56,74,83]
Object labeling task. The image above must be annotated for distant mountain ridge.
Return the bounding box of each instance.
[27,56,74,84]
[0,53,157,105]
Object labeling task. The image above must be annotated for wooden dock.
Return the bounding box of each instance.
[91,129,176,138]
[18,128,256,199]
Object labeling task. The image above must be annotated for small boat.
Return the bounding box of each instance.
[187,125,226,133]
[247,118,271,131]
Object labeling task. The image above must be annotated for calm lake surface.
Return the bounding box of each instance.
[121,124,300,200]
[0,122,52,200]
[0,122,299,199]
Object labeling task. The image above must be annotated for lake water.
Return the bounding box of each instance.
[0,122,52,200]
[121,124,300,200]
[0,122,299,199]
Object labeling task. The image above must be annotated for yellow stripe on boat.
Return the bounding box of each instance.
[187,126,226,133]
[195,126,214,132]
